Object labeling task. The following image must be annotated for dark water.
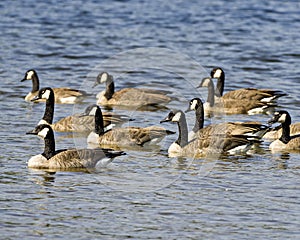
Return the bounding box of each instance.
[1,0,300,239]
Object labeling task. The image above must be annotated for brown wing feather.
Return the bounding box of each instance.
[97,126,171,146]
[107,88,171,106]
[223,88,285,101]
[53,88,87,97]
[214,99,269,114]
[52,112,129,132]
[48,148,112,169]
[286,137,300,150]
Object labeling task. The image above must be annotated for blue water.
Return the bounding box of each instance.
[1,0,300,239]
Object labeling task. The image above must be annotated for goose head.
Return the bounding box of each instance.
[93,72,113,87]
[21,69,37,82]
[160,110,183,123]
[185,98,203,113]
[31,87,54,102]
[268,111,291,126]
[83,104,98,116]
[210,67,224,79]
[26,124,53,139]
[211,67,225,97]
[198,77,213,88]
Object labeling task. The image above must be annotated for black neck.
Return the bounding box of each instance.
[279,121,291,144]
[31,73,40,93]
[175,113,188,147]
[207,80,215,107]
[95,107,105,135]
[42,91,55,124]
[215,72,224,97]
[104,78,115,100]
[193,104,204,133]
[42,131,56,160]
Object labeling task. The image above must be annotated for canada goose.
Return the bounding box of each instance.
[263,122,300,140]
[93,72,172,108]
[160,110,260,158]
[268,111,300,151]
[32,87,132,132]
[87,106,175,148]
[26,124,125,169]
[21,69,89,104]
[185,98,270,140]
[211,67,286,102]
[199,77,275,117]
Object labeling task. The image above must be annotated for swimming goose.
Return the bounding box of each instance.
[160,110,260,158]
[21,69,89,104]
[87,106,175,148]
[32,87,132,132]
[211,67,286,102]
[263,122,300,140]
[26,124,124,169]
[93,72,172,108]
[199,77,275,117]
[185,98,270,140]
[268,111,300,151]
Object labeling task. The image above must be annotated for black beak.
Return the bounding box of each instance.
[160,116,171,123]
[20,78,27,82]
[26,129,37,135]
[92,81,99,88]
[268,115,279,125]
[185,108,192,113]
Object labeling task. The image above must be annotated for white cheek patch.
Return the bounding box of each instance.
[213,68,223,78]
[38,128,49,138]
[172,112,182,122]
[278,113,287,123]
[202,78,211,87]
[100,73,108,83]
[190,100,198,110]
[88,106,97,115]
[42,90,51,99]
[26,70,34,79]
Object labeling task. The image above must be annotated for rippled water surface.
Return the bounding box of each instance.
[1,0,300,239]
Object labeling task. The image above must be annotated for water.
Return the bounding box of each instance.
[1,0,300,239]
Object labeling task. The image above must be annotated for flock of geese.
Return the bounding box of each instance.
[22,68,300,170]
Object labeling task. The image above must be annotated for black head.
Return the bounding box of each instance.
[93,72,113,88]
[197,77,213,88]
[26,124,53,139]
[31,87,54,102]
[84,104,98,115]
[211,67,224,79]
[268,110,291,126]
[185,98,203,113]
[160,110,183,123]
[21,69,37,82]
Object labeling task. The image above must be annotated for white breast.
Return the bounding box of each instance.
[269,139,287,152]
[168,142,182,157]
[87,132,99,144]
[27,154,48,168]
[188,131,196,141]
[96,91,108,105]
